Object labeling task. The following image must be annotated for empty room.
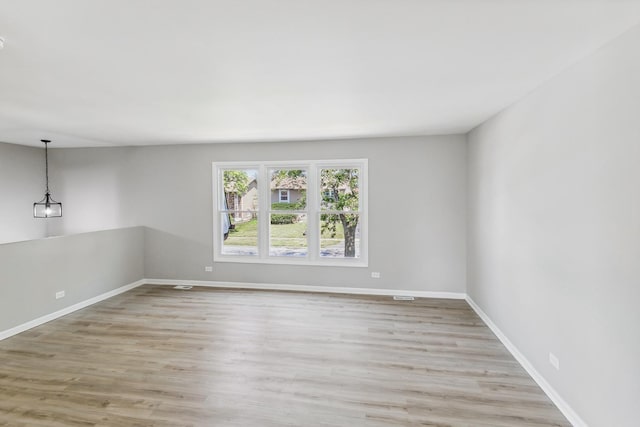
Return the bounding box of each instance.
[0,1,638,426]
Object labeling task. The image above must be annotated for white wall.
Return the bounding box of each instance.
[0,142,48,243]
[50,135,467,293]
[467,24,640,427]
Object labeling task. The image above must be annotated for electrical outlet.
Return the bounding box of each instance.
[205,266,213,272]
[371,272,381,279]
[55,290,65,299]
[549,352,560,370]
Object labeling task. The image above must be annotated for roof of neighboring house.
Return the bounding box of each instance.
[271,176,307,190]
[225,178,257,194]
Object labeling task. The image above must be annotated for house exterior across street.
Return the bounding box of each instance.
[270,175,306,205]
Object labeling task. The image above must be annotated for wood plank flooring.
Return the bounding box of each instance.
[0,285,570,426]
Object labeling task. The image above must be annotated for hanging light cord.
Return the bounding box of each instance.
[43,140,50,195]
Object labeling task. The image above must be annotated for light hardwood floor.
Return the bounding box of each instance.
[0,285,570,426]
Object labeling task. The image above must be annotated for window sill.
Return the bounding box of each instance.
[214,255,368,268]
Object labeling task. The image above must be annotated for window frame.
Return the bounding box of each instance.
[212,159,368,267]
[278,189,290,203]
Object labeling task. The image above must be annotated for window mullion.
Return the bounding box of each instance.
[307,164,319,261]
[258,164,269,259]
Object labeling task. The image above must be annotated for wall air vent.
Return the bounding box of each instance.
[393,295,415,301]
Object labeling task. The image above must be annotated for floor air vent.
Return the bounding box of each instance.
[174,285,193,290]
[393,295,415,301]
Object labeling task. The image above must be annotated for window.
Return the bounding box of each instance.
[220,168,259,256]
[213,159,367,266]
[323,189,335,199]
[278,189,290,203]
[319,168,361,259]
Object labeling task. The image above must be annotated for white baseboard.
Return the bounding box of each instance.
[465,296,587,427]
[143,278,467,300]
[0,279,146,342]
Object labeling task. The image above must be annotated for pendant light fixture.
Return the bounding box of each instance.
[33,139,62,218]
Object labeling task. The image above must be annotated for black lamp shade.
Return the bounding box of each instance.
[34,193,62,218]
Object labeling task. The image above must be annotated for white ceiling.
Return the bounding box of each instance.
[1,0,640,148]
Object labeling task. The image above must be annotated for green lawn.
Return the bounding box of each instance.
[225,219,344,247]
